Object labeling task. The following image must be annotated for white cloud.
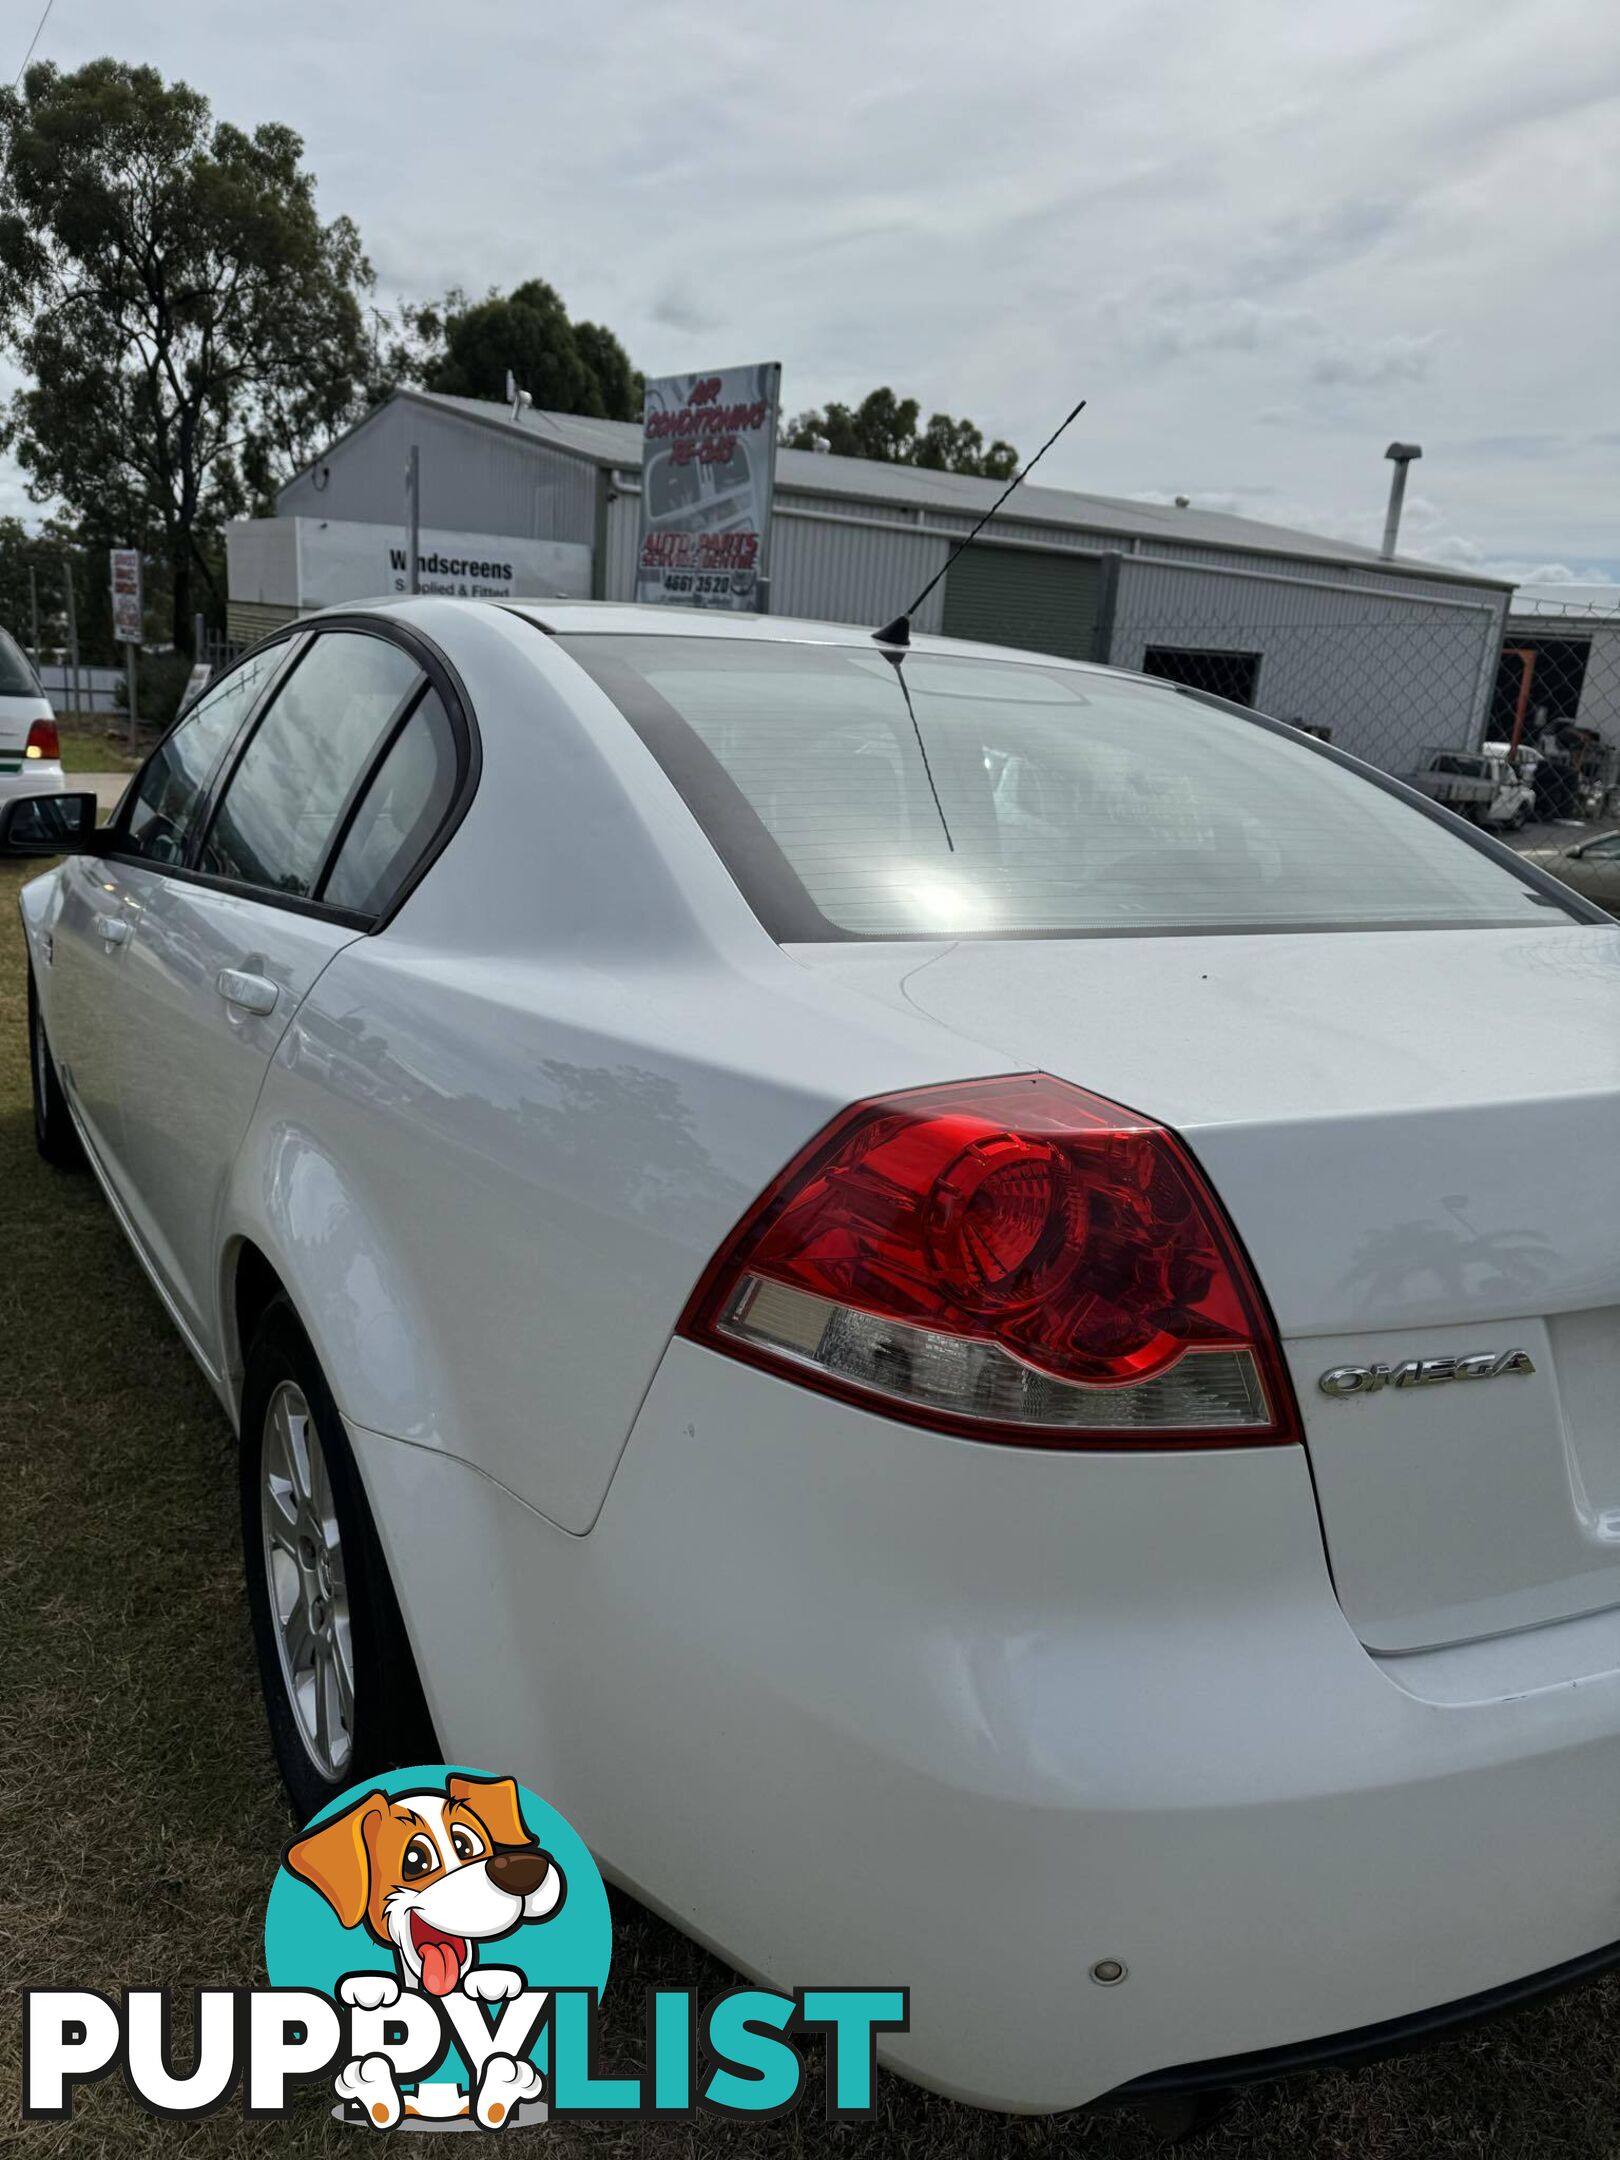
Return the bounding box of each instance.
[2,0,1617,580]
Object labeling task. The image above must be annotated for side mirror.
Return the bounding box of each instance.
[0,791,100,857]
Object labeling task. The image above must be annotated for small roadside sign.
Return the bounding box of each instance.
[110,548,143,644]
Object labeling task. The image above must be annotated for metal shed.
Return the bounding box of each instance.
[1495,590,1620,752]
[233,388,1514,773]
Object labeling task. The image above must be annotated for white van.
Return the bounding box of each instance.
[0,627,65,803]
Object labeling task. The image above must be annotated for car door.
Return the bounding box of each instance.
[110,626,432,1353]
[45,646,286,1175]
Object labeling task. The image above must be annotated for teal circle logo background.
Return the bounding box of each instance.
[264,1763,612,2026]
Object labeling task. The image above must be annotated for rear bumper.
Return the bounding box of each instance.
[1112,1934,1620,2100]
[0,759,64,800]
[354,1341,1620,2114]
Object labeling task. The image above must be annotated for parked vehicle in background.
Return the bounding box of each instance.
[1407,747,1533,830]
[5,600,1620,2116]
[1518,830,1620,912]
[1483,760,1535,830]
[0,627,65,804]
[1482,739,1540,776]
[1407,746,1496,818]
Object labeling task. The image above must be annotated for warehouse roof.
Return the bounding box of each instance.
[311,389,1514,591]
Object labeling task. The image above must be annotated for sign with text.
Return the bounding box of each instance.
[109,548,143,644]
[635,362,780,611]
[295,520,592,609]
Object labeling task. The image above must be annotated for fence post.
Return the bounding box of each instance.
[61,556,81,721]
[1091,551,1124,665]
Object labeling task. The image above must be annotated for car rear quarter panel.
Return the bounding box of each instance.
[221,600,1011,1529]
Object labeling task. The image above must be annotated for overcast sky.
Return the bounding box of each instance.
[6,0,1619,584]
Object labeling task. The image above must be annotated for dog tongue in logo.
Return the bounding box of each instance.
[411,1914,469,1996]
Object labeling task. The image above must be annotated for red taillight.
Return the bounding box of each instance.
[25,719,60,761]
[680,1074,1299,1449]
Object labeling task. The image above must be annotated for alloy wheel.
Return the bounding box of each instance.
[260,1380,356,1782]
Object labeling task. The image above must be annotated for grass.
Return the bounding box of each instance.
[4,856,1620,2157]
[48,719,145,775]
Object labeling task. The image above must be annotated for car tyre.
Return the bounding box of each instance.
[240,1295,438,1822]
[27,969,84,1171]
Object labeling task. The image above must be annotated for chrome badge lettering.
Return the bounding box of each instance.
[1318,1349,1536,1397]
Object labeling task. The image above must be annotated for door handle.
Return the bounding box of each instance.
[93,913,130,947]
[216,968,279,1017]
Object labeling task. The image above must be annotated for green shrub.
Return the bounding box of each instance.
[111,651,196,735]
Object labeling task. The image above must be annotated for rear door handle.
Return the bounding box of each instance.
[93,913,130,947]
[216,968,279,1017]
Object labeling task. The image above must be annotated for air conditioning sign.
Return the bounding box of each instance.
[635,362,781,611]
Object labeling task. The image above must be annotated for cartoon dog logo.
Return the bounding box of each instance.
[286,1772,566,2128]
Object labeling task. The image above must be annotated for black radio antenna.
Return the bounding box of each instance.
[873,397,1087,647]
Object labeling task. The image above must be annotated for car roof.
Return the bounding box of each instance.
[496,597,1120,675]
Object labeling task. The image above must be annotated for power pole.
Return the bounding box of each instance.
[61,556,81,721]
[405,445,421,594]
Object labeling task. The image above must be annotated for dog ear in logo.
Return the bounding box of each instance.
[283,1774,567,2128]
[448,1773,532,1852]
[286,1790,386,1933]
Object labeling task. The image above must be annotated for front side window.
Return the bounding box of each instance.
[200,632,421,899]
[562,635,1565,941]
[121,645,285,866]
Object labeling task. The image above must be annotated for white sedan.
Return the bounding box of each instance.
[8,599,1620,2117]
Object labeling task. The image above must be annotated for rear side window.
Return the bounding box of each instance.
[321,689,457,917]
[562,635,1563,940]
[0,627,42,698]
[200,632,420,899]
[122,645,283,866]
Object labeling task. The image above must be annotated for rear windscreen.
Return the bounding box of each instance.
[0,628,42,699]
[560,634,1566,941]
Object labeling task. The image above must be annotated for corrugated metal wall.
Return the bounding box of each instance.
[941,545,1100,658]
[281,401,599,546]
[226,598,298,645]
[771,508,948,631]
[1125,538,1503,609]
[1109,557,1507,765]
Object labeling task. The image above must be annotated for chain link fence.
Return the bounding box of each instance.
[1095,595,1620,845]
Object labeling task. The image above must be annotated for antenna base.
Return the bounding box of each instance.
[874,615,911,647]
